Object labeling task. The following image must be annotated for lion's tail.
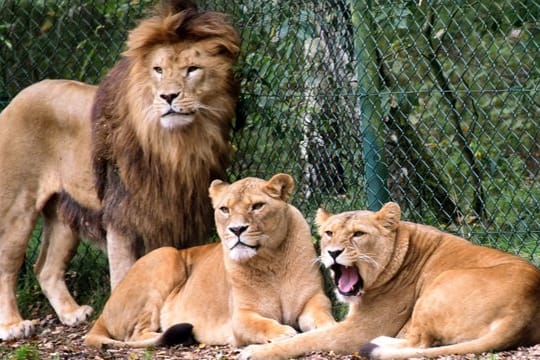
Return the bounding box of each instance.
[84,316,127,348]
[360,332,517,360]
[84,319,196,349]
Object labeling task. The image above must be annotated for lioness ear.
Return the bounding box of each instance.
[315,208,333,227]
[265,173,295,202]
[376,202,401,230]
[208,179,229,206]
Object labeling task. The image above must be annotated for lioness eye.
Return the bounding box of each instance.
[153,66,163,74]
[219,206,229,214]
[353,231,364,237]
[186,66,199,74]
[325,230,333,237]
[251,202,264,211]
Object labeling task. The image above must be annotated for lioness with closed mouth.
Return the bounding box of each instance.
[240,202,540,359]
[84,174,335,348]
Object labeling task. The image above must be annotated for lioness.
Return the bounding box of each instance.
[84,174,335,348]
[240,202,540,359]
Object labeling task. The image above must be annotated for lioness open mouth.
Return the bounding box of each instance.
[330,264,363,296]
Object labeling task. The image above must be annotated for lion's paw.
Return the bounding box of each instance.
[267,325,297,343]
[0,319,38,341]
[58,305,93,326]
[238,344,274,360]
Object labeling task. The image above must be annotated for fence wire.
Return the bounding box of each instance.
[1,0,538,284]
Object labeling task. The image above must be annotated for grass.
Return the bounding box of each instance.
[0,344,40,360]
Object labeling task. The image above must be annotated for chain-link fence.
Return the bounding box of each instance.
[1,0,538,287]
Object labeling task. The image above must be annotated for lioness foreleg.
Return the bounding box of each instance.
[239,318,362,360]
[233,310,298,346]
[297,292,336,331]
[34,207,93,326]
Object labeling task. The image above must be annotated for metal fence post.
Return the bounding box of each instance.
[350,0,390,210]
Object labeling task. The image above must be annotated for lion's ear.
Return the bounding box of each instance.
[376,202,401,230]
[315,208,332,227]
[158,0,197,15]
[265,173,295,202]
[208,179,229,205]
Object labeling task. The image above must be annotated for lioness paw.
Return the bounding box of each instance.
[0,319,38,341]
[239,344,276,360]
[267,325,297,343]
[58,305,93,326]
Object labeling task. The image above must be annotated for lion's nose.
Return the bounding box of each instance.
[328,249,344,260]
[160,92,179,104]
[229,225,248,237]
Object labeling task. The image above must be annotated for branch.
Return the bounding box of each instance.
[422,9,486,221]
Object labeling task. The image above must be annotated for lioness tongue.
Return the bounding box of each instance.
[338,266,359,293]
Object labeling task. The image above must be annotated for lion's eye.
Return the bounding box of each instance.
[353,231,364,237]
[153,66,163,74]
[219,206,229,214]
[251,202,264,211]
[186,66,199,74]
[325,230,333,237]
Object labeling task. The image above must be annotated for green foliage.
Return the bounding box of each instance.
[2,344,40,360]
[0,0,153,99]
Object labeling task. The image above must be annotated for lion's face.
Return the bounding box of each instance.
[149,45,202,128]
[316,202,401,303]
[142,40,235,129]
[121,9,240,137]
[209,174,294,263]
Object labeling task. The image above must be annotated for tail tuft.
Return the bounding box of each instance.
[161,323,197,346]
[359,342,379,359]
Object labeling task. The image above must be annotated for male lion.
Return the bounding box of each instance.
[84,174,335,348]
[240,202,540,359]
[0,0,240,340]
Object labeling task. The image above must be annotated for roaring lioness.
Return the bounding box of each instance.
[240,202,540,359]
[84,173,335,348]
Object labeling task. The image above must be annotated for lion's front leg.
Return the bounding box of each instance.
[233,310,298,346]
[0,201,40,340]
[35,211,93,326]
[106,227,138,289]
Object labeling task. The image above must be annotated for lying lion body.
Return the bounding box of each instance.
[0,0,239,341]
[85,174,335,348]
[241,202,540,360]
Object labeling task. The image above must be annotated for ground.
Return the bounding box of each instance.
[1,316,539,360]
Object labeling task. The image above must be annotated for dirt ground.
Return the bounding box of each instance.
[2,316,540,360]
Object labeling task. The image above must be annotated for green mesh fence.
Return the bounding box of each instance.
[0,0,538,290]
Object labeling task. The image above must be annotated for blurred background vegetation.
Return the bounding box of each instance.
[0,0,538,317]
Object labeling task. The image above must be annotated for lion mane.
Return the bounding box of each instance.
[79,1,239,256]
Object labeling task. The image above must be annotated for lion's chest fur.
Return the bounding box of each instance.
[101,150,218,254]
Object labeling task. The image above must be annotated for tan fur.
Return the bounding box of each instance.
[84,174,335,348]
[0,1,239,341]
[240,202,540,360]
